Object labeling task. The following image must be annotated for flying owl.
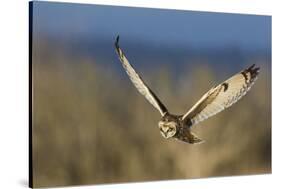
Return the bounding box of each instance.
[114,36,260,144]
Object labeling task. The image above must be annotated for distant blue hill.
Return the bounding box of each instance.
[46,35,270,76]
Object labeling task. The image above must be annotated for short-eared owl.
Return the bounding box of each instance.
[114,36,260,144]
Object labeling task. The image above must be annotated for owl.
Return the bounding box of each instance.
[114,36,260,144]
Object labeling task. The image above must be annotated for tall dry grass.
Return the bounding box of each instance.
[32,41,271,187]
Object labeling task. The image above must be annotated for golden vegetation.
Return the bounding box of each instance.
[32,44,271,187]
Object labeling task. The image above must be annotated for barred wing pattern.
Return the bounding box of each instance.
[115,36,168,116]
[182,64,260,126]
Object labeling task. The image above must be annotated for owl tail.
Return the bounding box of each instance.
[189,132,204,144]
[177,131,204,144]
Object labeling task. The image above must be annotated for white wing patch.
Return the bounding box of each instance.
[182,64,260,126]
[115,36,168,116]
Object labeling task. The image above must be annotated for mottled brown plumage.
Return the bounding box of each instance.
[114,36,260,144]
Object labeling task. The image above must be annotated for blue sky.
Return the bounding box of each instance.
[33,1,271,51]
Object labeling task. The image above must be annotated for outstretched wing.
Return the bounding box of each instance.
[182,64,260,126]
[114,36,168,116]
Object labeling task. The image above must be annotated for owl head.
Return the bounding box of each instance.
[158,120,177,139]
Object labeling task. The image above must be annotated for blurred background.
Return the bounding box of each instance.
[31,1,271,187]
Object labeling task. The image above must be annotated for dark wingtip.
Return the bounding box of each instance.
[247,64,260,81]
[115,35,120,49]
[248,64,260,71]
[248,64,260,72]
[241,64,261,83]
[249,64,255,69]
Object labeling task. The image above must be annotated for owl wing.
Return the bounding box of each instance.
[114,36,168,116]
[182,64,260,126]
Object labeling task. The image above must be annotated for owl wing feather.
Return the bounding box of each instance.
[114,36,168,116]
[182,64,260,126]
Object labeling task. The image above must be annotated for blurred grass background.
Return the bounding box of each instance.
[32,39,271,187]
[31,2,271,187]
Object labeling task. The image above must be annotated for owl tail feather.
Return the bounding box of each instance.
[177,131,204,144]
[189,132,204,144]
